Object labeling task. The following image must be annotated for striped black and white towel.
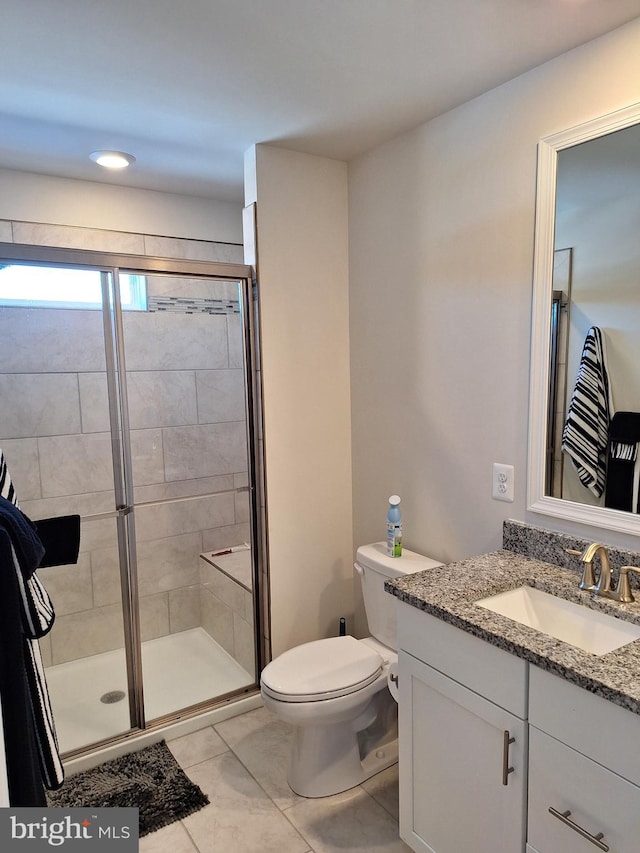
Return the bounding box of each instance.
[0,478,64,791]
[604,412,640,513]
[561,326,613,498]
[0,448,19,508]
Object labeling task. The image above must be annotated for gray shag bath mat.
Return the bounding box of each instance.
[46,740,209,836]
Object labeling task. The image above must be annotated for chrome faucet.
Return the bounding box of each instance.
[567,544,640,602]
[591,545,614,597]
[566,543,612,593]
[596,565,640,603]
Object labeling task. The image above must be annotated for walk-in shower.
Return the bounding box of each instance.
[0,244,265,757]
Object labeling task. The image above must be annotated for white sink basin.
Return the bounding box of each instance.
[475,585,640,656]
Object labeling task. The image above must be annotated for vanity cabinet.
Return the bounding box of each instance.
[397,600,640,853]
[527,667,640,853]
[397,603,528,853]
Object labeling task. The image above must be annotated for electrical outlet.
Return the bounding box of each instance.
[492,463,514,502]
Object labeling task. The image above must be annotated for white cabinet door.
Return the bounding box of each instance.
[528,726,640,853]
[399,650,527,853]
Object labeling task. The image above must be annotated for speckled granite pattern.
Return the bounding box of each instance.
[503,519,640,581]
[386,549,640,716]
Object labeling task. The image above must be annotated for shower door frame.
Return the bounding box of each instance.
[0,242,267,753]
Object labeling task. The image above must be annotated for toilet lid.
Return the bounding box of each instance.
[260,636,383,702]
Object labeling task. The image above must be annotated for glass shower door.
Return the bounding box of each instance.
[0,263,134,753]
[0,250,261,755]
[117,271,256,722]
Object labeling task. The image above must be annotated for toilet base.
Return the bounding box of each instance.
[288,729,398,798]
[286,688,399,798]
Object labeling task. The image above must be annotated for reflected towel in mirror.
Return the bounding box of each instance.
[561,326,613,498]
[605,412,640,513]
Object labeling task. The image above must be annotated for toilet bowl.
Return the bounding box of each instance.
[260,542,442,798]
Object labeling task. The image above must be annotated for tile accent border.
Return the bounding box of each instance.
[148,295,240,315]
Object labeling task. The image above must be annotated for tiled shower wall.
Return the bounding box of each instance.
[0,222,255,675]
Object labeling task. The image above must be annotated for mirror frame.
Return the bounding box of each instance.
[527,100,640,536]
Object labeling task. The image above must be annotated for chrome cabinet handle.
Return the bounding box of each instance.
[548,807,609,851]
[502,730,515,786]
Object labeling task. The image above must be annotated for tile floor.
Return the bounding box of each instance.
[139,705,412,853]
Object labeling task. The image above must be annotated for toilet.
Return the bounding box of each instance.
[260,541,442,797]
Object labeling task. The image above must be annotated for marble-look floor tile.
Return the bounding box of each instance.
[139,820,198,853]
[182,751,310,853]
[214,705,302,810]
[285,785,412,853]
[167,725,229,768]
[362,763,400,820]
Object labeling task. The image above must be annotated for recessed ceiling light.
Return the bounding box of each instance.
[90,150,136,169]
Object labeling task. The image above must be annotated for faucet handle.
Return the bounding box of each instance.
[565,548,582,557]
[615,566,640,604]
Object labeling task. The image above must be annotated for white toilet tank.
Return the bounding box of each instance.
[355,542,442,649]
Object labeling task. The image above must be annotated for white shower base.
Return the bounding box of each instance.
[45,627,254,754]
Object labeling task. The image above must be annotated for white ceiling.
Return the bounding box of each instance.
[1,0,639,202]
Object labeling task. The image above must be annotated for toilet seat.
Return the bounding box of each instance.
[260,635,383,702]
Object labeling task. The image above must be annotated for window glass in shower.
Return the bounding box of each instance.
[0,254,260,756]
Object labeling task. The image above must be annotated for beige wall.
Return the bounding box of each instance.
[348,16,640,627]
[245,145,353,657]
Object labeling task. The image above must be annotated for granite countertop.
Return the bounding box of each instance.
[386,549,640,716]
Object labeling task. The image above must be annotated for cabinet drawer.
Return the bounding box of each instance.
[529,666,640,786]
[397,600,527,717]
[528,726,640,853]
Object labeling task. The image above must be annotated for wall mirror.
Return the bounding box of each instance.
[528,101,640,536]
